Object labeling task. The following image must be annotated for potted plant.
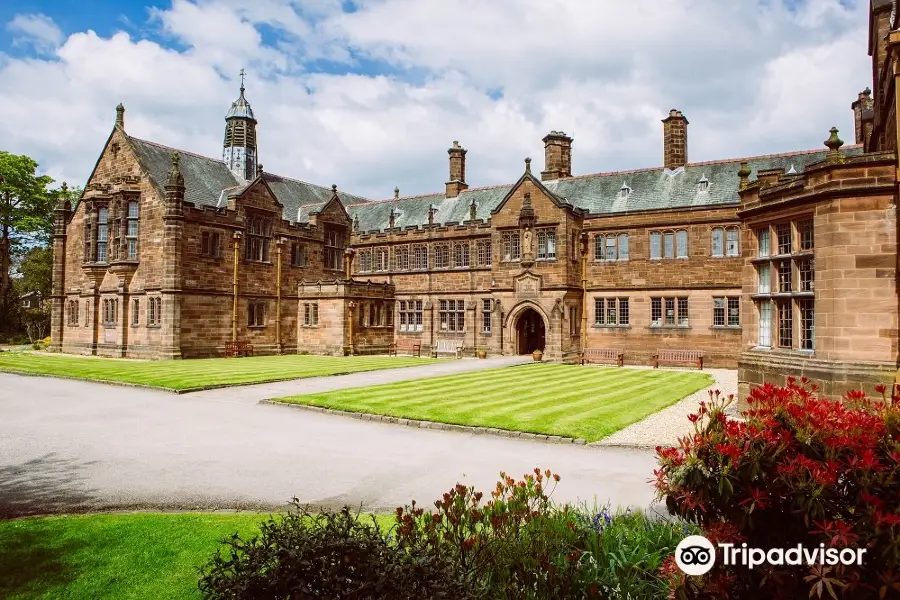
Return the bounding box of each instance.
[532,348,543,361]
[476,347,487,359]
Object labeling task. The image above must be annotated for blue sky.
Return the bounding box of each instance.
[0,0,874,198]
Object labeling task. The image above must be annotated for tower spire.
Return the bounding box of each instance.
[223,71,258,181]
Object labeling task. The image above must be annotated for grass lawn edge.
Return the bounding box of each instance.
[261,398,590,444]
[0,355,446,392]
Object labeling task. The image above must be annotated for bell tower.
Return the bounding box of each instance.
[223,69,258,181]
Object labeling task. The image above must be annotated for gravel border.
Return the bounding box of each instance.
[591,366,738,449]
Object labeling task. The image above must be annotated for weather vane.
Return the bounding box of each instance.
[239,68,246,89]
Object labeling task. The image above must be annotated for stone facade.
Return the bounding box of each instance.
[49,1,900,401]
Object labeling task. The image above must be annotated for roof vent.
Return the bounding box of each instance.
[619,182,632,199]
[697,174,709,193]
[786,164,797,175]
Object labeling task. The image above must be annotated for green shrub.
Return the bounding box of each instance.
[198,503,474,600]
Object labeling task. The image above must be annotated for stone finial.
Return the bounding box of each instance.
[331,184,338,193]
[353,215,360,232]
[166,152,184,188]
[428,204,437,225]
[824,127,844,152]
[388,208,396,229]
[737,161,751,190]
[257,164,264,177]
[115,103,125,129]
[394,186,400,199]
[525,157,532,174]
[469,198,477,221]
[824,127,844,163]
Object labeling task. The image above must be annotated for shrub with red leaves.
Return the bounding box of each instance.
[654,378,900,599]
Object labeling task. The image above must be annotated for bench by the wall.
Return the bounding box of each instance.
[581,348,625,367]
[389,339,422,357]
[652,349,704,370]
[431,339,462,358]
[224,341,254,358]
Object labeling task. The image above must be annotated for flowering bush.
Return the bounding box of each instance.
[395,469,692,599]
[654,379,900,599]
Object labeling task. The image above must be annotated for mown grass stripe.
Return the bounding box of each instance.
[282,364,713,441]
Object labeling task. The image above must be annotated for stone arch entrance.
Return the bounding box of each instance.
[516,308,546,355]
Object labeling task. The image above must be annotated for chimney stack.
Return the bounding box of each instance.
[851,88,874,145]
[446,141,468,198]
[541,131,573,181]
[662,109,688,170]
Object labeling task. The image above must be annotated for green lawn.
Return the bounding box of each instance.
[277,363,713,442]
[0,352,439,391]
[0,513,269,599]
[0,512,397,600]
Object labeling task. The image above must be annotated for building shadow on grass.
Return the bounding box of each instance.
[0,454,101,595]
[0,453,100,519]
[0,524,87,597]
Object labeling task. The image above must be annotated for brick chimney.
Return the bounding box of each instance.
[662,109,689,170]
[446,141,468,198]
[540,131,573,181]
[851,88,874,145]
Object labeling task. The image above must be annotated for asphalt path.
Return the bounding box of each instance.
[0,367,663,519]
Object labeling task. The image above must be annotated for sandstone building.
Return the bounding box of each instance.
[50,0,900,399]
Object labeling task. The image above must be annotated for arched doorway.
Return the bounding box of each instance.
[516,308,546,355]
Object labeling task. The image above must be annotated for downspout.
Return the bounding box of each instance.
[276,238,284,353]
[232,231,241,342]
[580,232,588,361]
[892,37,900,400]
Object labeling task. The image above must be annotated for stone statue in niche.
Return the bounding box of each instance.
[523,227,533,252]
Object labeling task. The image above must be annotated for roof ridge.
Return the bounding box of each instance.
[558,144,864,182]
[129,135,372,201]
[360,182,512,206]
[265,172,369,200]
[128,136,226,164]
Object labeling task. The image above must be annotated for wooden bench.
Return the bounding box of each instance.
[389,339,421,357]
[581,348,624,367]
[224,341,254,358]
[653,349,704,370]
[431,339,462,358]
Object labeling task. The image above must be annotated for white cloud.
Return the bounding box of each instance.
[0,0,874,200]
[6,13,63,54]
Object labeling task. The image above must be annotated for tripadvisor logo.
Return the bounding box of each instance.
[675,535,867,575]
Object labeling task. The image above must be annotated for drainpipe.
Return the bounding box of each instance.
[472,301,477,356]
[348,300,356,356]
[580,232,588,362]
[275,237,284,353]
[232,230,241,342]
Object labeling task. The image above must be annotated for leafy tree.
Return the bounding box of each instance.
[0,151,55,336]
[14,246,53,300]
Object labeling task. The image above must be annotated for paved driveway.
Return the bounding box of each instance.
[0,366,663,519]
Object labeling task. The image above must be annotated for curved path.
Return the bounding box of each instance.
[0,361,662,519]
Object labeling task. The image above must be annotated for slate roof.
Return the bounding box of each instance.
[346,146,863,232]
[127,136,371,221]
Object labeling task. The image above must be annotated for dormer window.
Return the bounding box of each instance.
[697,175,709,193]
[619,182,632,199]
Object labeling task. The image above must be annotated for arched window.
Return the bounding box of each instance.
[617,234,629,260]
[537,229,556,260]
[726,227,740,257]
[501,232,520,261]
[126,201,139,259]
[711,227,724,257]
[97,207,109,263]
[358,249,372,272]
[676,230,688,258]
[433,244,450,268]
